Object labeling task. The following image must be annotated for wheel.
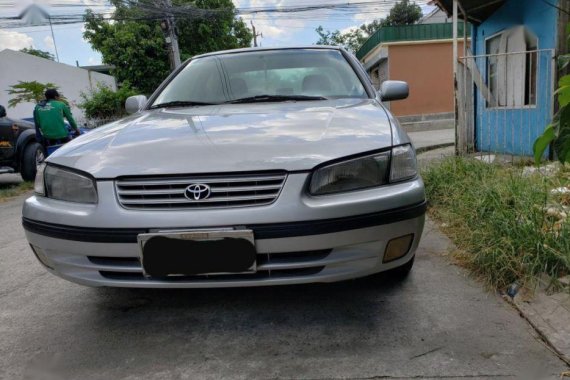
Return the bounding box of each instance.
[385,256,415,280]
[21,142,45,182]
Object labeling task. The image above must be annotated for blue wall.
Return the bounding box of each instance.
[473,0,558,156]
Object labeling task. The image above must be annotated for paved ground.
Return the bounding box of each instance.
[409,129,454,151]
[417,146,455,169]
[0,192,567,379]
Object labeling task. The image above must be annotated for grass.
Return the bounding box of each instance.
[0,181,33,202]
[422,157,570,292]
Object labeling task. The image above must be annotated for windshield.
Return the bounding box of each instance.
[151,49,368,107]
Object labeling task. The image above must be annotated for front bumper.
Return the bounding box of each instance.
[22,173,426,288]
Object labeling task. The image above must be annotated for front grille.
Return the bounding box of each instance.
[115,172,287,210]
[89,249,332,282]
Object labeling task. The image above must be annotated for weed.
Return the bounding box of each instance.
[422,157,570,291]
[0,181,33,202]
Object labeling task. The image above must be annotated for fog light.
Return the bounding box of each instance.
[30,245,54,270]
[383,234,414,263]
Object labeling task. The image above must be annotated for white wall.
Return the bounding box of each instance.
[0,49,116,125]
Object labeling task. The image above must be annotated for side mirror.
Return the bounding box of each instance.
[0,105,6,118]
[380,81,409,102]
[125,95,148,115]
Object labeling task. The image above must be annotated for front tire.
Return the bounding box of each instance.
[21,142,44,182]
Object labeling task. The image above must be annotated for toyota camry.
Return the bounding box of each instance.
[22,46,426,288]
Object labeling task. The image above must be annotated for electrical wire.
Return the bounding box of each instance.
[0,0,430,28]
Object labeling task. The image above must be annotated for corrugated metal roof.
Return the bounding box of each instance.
[432,0,507,24]
[356,22,469,60]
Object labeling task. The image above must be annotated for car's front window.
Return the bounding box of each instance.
[151,49,368,107]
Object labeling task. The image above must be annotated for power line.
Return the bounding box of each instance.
[0,0,429,28]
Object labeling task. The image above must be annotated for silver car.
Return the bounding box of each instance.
[23,47,426,288]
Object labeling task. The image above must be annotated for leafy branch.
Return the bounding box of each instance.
[534,24,570,164]
[7,81,59,108]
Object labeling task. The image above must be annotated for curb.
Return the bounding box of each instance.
[503,294,570,366]
[416,142,455,155]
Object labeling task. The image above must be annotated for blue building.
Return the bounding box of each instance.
[435,0,569,157]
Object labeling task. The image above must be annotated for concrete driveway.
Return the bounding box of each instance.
[0,193,568,379]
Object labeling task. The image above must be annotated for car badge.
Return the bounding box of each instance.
[185,184,211,201]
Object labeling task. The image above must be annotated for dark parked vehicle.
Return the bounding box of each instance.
[0,105,44,181]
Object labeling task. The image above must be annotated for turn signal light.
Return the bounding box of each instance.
[383,234,414,263]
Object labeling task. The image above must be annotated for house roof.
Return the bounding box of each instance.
[432,0,506,24]
[80,64,115,74]
[356,22,469,60]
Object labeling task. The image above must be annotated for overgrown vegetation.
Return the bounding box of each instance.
[0,182,33,202]
[79,83,137,125]
[423,157,570,291]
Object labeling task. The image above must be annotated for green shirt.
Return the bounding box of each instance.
[34,100,78,140]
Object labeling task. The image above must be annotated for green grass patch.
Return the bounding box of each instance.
[0,181,33,202]
[422,157,570,291]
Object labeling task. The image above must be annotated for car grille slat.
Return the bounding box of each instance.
[116,172,287,210]
[90,249,332,281]
[117,175,287,187]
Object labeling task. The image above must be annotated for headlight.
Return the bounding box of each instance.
[34,163,46,196]
[309,144,417,195]
[390,144,417,182]
[310,152,391,195]
[43,165,98,204]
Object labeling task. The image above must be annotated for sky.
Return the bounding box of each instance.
[0,0,434,67]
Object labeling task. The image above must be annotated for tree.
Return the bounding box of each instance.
[7,81,59,108]
[83,0,252,94]
[84,12,170,95]
[19,47,55,61]
[382,0,422,27]
[315,0,423,53]
[316,26,367,54]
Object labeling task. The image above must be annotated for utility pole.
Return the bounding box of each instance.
[47,16,60,62]
[250,21,262,47]
[162,0,181,70]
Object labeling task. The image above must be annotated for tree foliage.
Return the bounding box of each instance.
[315,0,422,53]
[83,0,252,94]
[79,82,138,123]
[7,81,59,108]
[19,47,55,61]
[382,0,422,27]
[534,24,570,164]
[315,26,368,54]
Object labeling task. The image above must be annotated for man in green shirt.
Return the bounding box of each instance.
[34,89,80,143]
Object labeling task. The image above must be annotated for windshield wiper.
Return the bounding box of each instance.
[150,100,216,109]
[227,95,328,104]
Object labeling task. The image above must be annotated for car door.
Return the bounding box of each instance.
[0,116,16,164]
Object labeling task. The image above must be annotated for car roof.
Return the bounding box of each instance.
[192,45,346,60]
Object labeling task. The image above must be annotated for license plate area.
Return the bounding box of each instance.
[138,229,256,278]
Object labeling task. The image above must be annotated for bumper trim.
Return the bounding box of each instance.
[22,200,426,243]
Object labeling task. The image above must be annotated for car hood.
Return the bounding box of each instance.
[48,99,393,178]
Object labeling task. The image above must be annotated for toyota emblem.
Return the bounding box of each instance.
[185,184,211,201]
